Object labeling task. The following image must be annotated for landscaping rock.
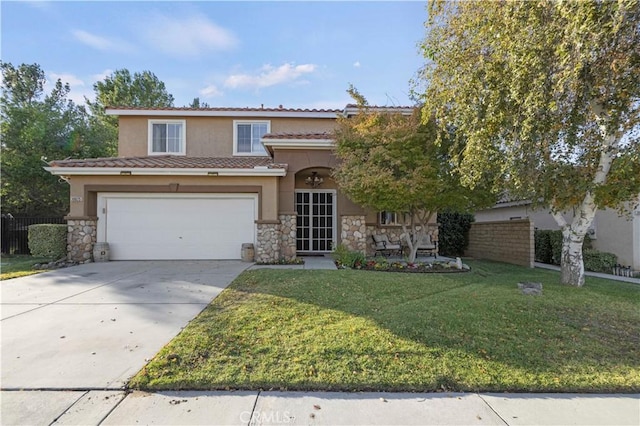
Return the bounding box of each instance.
[33,258,80,271]
[518,282,543,295]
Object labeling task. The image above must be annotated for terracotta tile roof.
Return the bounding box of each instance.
[344,104,416,109]
[106,106,342,113]
[262,132,334,140]
[48,156,286,169]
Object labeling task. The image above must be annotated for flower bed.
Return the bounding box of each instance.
[338,258,470,273]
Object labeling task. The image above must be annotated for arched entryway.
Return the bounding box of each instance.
[294,167,336,253]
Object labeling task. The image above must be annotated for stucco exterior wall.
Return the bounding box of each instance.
[118,116,337,158]
[65,174,279,221]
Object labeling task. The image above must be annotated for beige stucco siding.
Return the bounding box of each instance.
[65,174,279,221]
[118,116,337,158]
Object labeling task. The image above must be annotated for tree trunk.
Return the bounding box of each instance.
[560,230,585,287]
[551,105,618,287]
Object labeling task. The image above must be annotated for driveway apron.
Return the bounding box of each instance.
[1,260,249,390]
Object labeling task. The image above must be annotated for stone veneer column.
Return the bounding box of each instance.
[340,215,367,253]
[256,221,280,263]
[67,218,97,262]
[279,213,297,261]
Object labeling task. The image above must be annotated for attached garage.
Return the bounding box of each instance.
[97,193,258,260]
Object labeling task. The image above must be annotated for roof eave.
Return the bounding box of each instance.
[105,108,339,119]
[261,139,335,155]
[44,166,287,177]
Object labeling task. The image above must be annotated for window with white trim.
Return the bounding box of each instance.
[233,120,269,155]
[379,211,403,226]
[148,120,185,155]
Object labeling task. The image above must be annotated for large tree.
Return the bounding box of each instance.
[1,63,109,216]
[418,0,640,286]
[333,89,493,262]
[87,69,175,155]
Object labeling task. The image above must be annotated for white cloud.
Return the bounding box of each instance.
[353,61,361,68]
[92,69,114,82]
[72,30,133,53]
[224,63,317,90]
[141,13,238,57]
[199,84,223,98]
[49,73,85,87]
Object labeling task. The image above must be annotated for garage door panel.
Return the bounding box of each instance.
[98,194,256,260]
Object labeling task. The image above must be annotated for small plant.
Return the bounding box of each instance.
[331,244,366,269]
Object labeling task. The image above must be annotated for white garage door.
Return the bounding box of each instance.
[97,193,257,260]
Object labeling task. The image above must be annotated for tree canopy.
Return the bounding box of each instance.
[88,69,175,112]
[333,88,494,261]
[1,63,110,216]
[417,0,640,286]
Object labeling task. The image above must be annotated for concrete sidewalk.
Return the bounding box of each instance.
[1,390,638,425]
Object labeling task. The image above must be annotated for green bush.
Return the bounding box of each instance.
[437,210,474,256]
[549,230,564,264]
[28,224,67,259]
[534,230,553,263]
[583,249,617,273]
[534,229,564,265]
[332,244,366,268]
[535,229,599,266]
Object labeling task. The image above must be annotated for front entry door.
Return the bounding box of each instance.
[295,190,336,253]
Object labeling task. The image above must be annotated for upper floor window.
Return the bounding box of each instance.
[148,120,186,155]
[234,120,269,156]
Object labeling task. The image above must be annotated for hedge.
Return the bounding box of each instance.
[28,224,67,259]
[437,210,474,257]
[583,249,618,273]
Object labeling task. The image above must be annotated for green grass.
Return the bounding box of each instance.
[130,260,640,392]
[0,254,52,280]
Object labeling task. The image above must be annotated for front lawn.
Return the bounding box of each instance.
[0,255,52,280]
[130,260,640,392]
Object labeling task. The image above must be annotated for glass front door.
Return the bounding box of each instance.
[295,190,336,253]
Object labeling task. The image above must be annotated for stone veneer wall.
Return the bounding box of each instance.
[340,215,367,253]
[67,218,96,262]
[256,222,280,263]
[465,219,534,267]
[279,214,297,261]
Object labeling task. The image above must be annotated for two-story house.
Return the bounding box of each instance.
[45,105,436,262]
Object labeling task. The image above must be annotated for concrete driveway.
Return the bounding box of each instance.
[1,260,249,390]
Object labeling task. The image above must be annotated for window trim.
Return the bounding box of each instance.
[378,211,404,227]
[147,119,186,156]
[233,120,270,156]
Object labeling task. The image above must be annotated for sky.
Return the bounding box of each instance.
[1,1,428,110]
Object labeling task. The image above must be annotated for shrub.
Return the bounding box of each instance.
[535,229,600,266]
[28,224,67,259]
[534,229,564,265]
[583,249,617,273]
[534,230,553,263]
[549,230,564,264]
[437,210,474,256]
[332,244,366,269]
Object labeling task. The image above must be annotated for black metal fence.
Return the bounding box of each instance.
[1,216,66,255]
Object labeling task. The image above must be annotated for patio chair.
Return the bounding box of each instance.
[371,234,402,257]
[416,232,438,257]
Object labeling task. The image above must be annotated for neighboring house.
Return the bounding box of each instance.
[474,196,640,270]
[45,105,434,262]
